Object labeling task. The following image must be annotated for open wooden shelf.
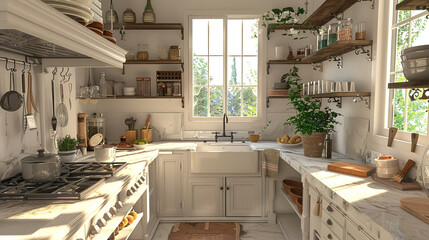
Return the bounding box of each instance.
[77,96,183,99]
[267,23,314,39]
[268,60,308,65]
[396,0,429,10]
[281,189,302,219]
[124,60,183,65]
[302,40,373,63]
[304,0,359,26]
[115,212,143,240]
[302,92,371,98]
[388,81,429,89]
[114,23,184,39]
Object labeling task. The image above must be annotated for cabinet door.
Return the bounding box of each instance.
[185,177,224,216]
[226,177,262,217]
[147,161,157,232]
[157,152,183,216]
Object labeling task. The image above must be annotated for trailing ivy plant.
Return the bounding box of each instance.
[280,66,300,89]
[283,67,340,136]
[258,7,313,39]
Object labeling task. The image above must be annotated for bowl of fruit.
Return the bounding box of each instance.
[134,139,148,149]
[277,134,302,147]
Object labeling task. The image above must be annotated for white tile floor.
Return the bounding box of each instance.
[152,222,286,240]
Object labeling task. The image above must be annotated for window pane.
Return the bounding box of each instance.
[228,20,242,55]
[209,56,224,85]
[406,98,428,134]
[227,57,242,86]
[411,16,429,47]
[243,57,258,85]
[210,87,223,117]
[243,19,258,55]
[227,87,242,116]
[194,87,208,117]
[209,19,224,55]
[243,87,257,117]
[193,19,208,55]
[393,88,406,131]
[397,10,410,23]
[394,23,409,72]
[193,56,208,85]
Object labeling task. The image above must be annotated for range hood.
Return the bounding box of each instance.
[0,0,126,68]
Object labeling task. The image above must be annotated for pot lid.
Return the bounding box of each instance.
[21,149,60,164]
[89,133,104,147]
[421,146,429,198]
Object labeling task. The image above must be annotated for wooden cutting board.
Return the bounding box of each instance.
[400,197,429,224]
[327,161,375,177]
[371,173,422,191]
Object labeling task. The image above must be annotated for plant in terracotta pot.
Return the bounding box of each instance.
[57,135,79,162]
[283,67,339,157]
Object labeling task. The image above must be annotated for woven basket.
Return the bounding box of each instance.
[302,132,326,158]
[294,197,303,214]
[282,179,303,195]
[289,187,303,202]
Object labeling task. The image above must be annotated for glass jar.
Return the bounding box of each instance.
[169,46,181,60]
[338,18,353,41]
[99,72,107,98]
[355,22,366,40]
[87,113,105,150]
[317,27,328,50]
[173,82,181,96]
[328,23,339,45]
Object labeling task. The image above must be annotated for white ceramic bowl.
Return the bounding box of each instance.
[376,166,400,178]
[402,44,429,55]
[403,66,429,81]
[402,57,429,69]
[401,48,429,61]
[135,144,148,149]
[374,157,399,168]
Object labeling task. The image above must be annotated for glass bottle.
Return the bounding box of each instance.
[143,0,156,23]
[99,72,107,98]
[328,23,339,45]
[338,18,353,41]
[318,27,327,50]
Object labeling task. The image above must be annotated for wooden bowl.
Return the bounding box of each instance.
[103,30,113,37]
[294,197,303,214]
[289,187,303,202]
[282,179,303,195]
[249,134,260,142]
[87,21,104,31]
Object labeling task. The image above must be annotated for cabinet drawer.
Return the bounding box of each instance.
[321,222,340,240]
[346,218,373,240]
[322,199,345,227]
[322,210,344,238]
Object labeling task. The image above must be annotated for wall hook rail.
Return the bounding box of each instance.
[327,97,342,108]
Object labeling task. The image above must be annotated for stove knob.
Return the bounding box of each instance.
[90,225,101,235]
[109,206,118,215]
[138,178,144,185]
[115,201,123,209]
[134,183,140,189]
[103,212,113,221]
[131,186,137,192]
[140,176,145,182]
[97,218,107,227]
[127,189,134,196]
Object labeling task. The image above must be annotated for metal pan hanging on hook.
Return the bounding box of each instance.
[1,59,23,112]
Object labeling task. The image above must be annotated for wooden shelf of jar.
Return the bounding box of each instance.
[122,60,184,73]
[77,96,185,107]
[301,92,371,98]
[113,23,184,39]
[396,0,429,10]
[267,23,314,39]
[388,81,429,89]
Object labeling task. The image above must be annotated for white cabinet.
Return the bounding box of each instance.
[157,152,184,217]
[184,177,262,217]
[226,177,262,217]
[147,160,157,233]
[345,218,373,240]
[185,177,224,216]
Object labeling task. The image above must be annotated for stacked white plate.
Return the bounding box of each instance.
[401,45,429,81]
[42,0,94,25]
[123,87,136,96]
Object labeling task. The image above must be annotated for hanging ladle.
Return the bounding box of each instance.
[1,59,23,112]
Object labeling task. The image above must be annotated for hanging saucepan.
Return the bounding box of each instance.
[1,68,23,112]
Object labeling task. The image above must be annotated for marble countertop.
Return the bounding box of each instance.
[278,150,428,240]
[0,150,158,240]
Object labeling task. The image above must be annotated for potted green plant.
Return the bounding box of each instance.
[57,135,79,162]
[283,67,340,157]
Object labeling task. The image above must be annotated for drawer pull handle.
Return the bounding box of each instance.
[326,205,333,212]
[326,219,333,225]
[327,234,333,239]
[226,187,230,190]
[220,187,224,190]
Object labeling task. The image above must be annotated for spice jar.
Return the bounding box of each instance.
[169,46,181,60]
[338,18,353,41]
[328,23,339,45]
[173,82,181,96]
[355,22,366,40]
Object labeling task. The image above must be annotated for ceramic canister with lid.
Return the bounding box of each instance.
[21,149,61,183]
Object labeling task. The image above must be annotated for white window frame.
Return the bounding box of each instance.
[373,0,429,145]
[187,15,263,123]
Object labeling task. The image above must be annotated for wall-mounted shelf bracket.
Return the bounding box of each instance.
[354,46,372,61]
[353,96,371,109]
[266,97,270,108]
[267,63,271,74]
[181,62,184,72]
[358,0,375,9]
[312,98,322,107]
[409,88,429,101]
[331,13,344,21]
[329,55,343,69]
[327,97,342,108]
[181,97,185,108]
[312,63,323,72]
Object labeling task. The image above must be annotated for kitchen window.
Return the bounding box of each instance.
[388,0,429,135]
[191,17,259,118]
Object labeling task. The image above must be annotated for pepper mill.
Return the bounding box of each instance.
[325,134,332,159]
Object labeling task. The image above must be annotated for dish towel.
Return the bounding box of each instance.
[262,149,280,180]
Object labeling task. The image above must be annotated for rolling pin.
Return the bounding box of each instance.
[387,127,398,147]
